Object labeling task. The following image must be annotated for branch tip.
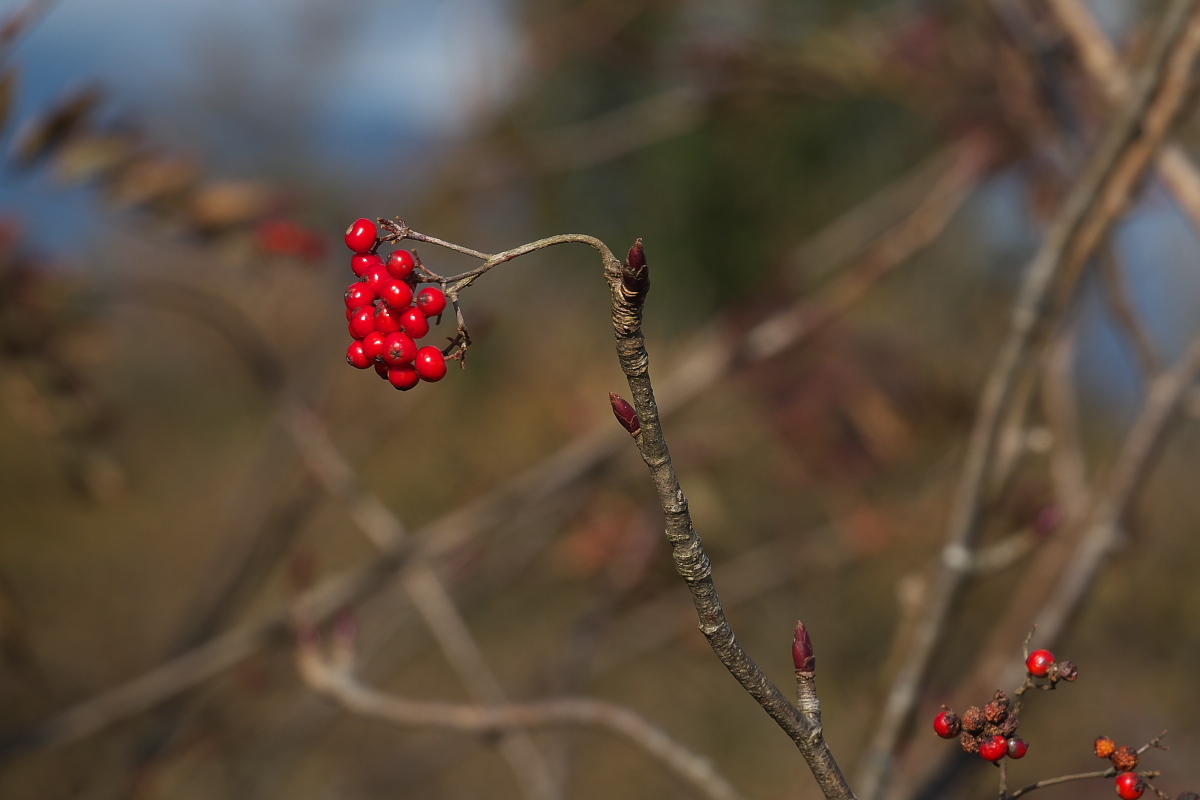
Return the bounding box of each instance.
[621,239,650,303]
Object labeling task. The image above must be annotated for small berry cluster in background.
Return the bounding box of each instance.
[341,218,450,391]
[933,689,1027,763]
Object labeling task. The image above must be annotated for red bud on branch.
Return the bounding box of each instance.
[793,621,816,675]
[609,392,641,437]
[621,239,649,302]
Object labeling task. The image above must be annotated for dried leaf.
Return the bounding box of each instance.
[187,180,274,231]
[11,85,103,166]
[104,154,199,210]
[52,132,136,185]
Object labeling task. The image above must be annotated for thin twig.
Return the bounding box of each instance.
[295,645,755,800]
[856,3,1200,796]
[1096,246,1162,379]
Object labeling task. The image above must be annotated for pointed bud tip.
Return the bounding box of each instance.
[793,621,815,674]
[627,239,646,271]
[609,392,641,437]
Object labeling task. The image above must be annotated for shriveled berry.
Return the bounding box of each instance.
[1057,660,1078,682]
[1007,738,1028,759]
[416,286,447,317]
[999,715,1020,737]
[361,331,386,362]
[933,710,961,739]
[414,346,446,382]
[381,332,417,366]
[344,218,377,253]
[1115,773,1145,800]
[1112,746,1139,772]
[374,303,403,334]
[351,253,383,278]
[985,691,1009,724]
[1096,737,1117,758]
[346,340,371,369]
[979,735,1007,762]
[960,732,980,754]
[362,263,390,292]
[386,249,416,280]
[399,306,430,339]
[1026,649,1055,678]
[962,707,986,734]
[378,278,414,309]
[348,306,376,339]
[345,281,376,310]
[387,364,419,391]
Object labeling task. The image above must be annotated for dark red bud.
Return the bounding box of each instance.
[793,621,815,674]
[609,392,641,437]
[621,239,649,301]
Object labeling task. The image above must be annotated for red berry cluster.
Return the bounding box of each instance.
[1095,737,1149,799]
[934,690,1027,764]
[1025,648,1078,684]
[341,218,450,391]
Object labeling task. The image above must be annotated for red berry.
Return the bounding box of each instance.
[1007,738,1028,759]
[399,306,430,338]
[378,278,414,309]
[414,346,446,382]
[361,331,386,362]
[933,710,961,739]
[346,340,372,369]
[1026,649,1055,678]
[348,306,376,339]
[1115,773,1145,800]
[381,332,417,366]
[362,263,390,292]
[979,735,1007,762]
[386,249,416,280]
[346,307,354,320]
[374,303,403,334]
[387,364,419,391]
[351,253,383,278]
[374,362,389,380]
[416,286,447,317]
[345,281,376,310]
[344,218,377,253]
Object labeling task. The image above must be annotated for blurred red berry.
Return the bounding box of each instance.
[348,306,376,339]
[351,253,383,278]
[346,340,372,369]
[1116,774,1145,800]
[387,249,416,280]
[416,286,447,317]
[979,735,1007,762]
[344,218,377,253]
[345,281,375,310]
[414,346,446,382]
[1007,738,1028,759]
[1026,649,1055,678]
[387,364,420,391]
[378,279,414,309]
[933,710,961,739]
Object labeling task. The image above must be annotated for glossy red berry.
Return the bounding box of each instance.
[387,364,420,391]
[414,346,446,382]
[374,303,403,334]
[416,286,447,317]
[979,735,1007,762]
[1115,773,1145,800]
[386,249,416,280]
[1026,649,1055,678]
[346,340,372,369]
[378,279,414,309]
[381,332,417,366]
[348,306,376,339]
[362,263,390,292]
[345,281,376,310]
[374,361,389,380]
[351,253,383,278]
[1007,738,1028,759]
[399,305,430,338]
[933,710,961,739]
[344,218,377,253]
[361,331,386,362]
